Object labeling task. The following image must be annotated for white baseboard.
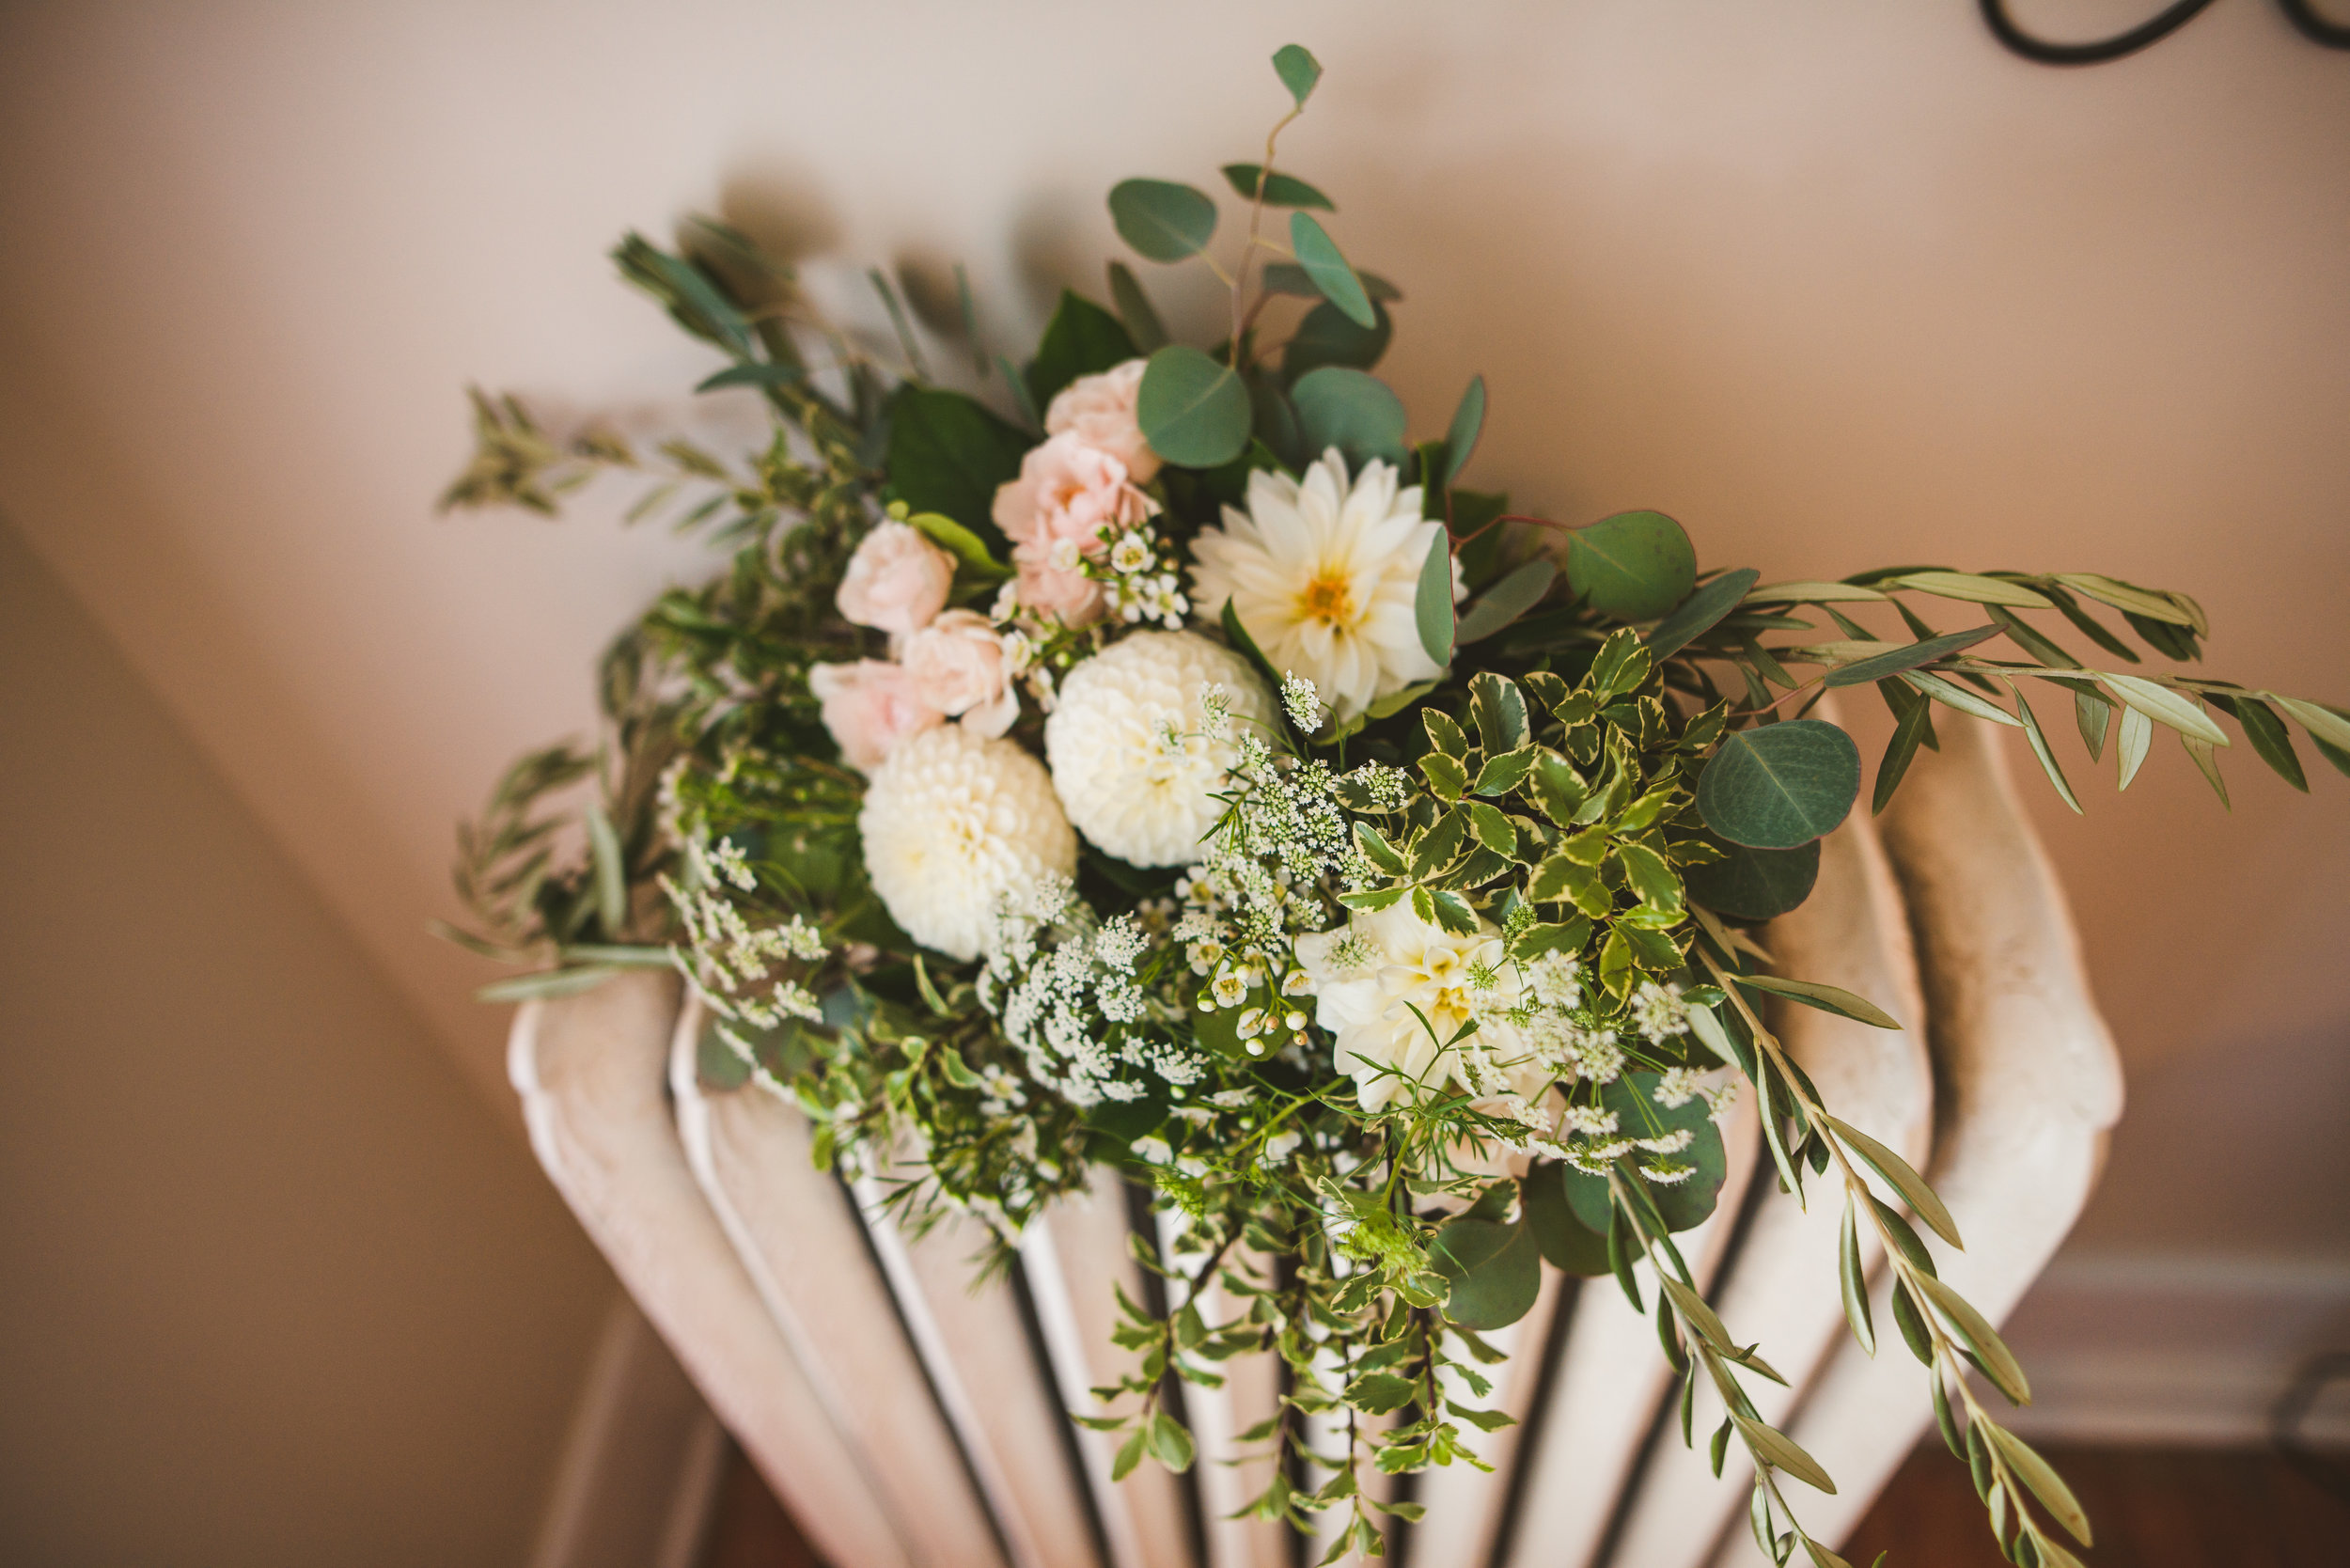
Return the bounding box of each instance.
[532,1293,729,1568]
[1994,1251,2350,1447]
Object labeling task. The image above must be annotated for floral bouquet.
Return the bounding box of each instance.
[441,45,2344,1568]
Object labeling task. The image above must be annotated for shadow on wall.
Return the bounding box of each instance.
[0,517,619,1567]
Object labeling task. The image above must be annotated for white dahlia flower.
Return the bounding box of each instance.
[1042,630,1274,868]
[859,725,1076,962]
[1188,449,1463,722]
[1294,903,1540,1112]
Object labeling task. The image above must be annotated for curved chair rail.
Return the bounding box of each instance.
[509,716,2120,1568]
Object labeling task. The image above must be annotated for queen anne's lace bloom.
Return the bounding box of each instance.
[860,725,1077,961]
[1042,631,1274,867]
[1188,449,1463,721]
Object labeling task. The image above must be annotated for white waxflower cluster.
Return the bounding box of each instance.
[1096,525,1191,629]
[978,874,1203,1106]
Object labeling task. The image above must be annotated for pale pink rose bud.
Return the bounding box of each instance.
[1012,541,1106,627]
[836,521,954,636]
[807,659,944,772]
[990,431,1157,556]
[901,610,1018,737]
[1044,359,1160,483]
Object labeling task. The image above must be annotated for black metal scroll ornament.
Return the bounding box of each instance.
[1981,0,2350,64]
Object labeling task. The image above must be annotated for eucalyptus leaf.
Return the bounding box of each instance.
[1289,212,1375,329]
[1685,838,1822,921]
[1431,1216,1542,1329]
[1647,569,1762,659]
[1283,299,1390,382]
[1260,262,1402,302]
[1524,1165,1611,1274]
[1105,261,1167,353]
[1457,559,1555,645]
[1567,511,1698,622]
[1272,43,1322,107]
[1222,163,1333,209]
[1137,345,1252,468]
[1109,179,1219,263]
[1291,367,1407,467]
[1416,528,1457,668]
[1444,375,1486,488]
[1696,720,1862,849]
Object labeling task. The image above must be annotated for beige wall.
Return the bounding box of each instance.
[0,521,617,1562]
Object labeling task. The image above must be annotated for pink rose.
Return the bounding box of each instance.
[991,431,1155,556]
[837,522,954,637]
[1044,359,1160,483]
[808,659,943,772]
[902,610,1018,737]
[1011,542,1106,627]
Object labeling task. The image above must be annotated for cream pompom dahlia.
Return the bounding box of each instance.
[1188,449,1462,722]
[859,725,1077,962]
[1042,630,1274,868]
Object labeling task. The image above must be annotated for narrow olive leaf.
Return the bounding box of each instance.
[2073,686,2112,761]
[1933,1371,1965,1460]
[558,943,673,968]
[2055,572,2194,626]
[586,802,626,934]
[2003,680,2083,815]
[1109,179,1219,262]
[1735,974,1901,1029]
[1457,558,1556,644]
[1290,212,1376,328]
[2268,693,2350,755]
[1444,374,1486,488]
[2041,584,2139,663]
[1660,1275,1734,1354]
[2209,693,2306,792]
[1747,580,1888,604]
[1885,571,2051,608]
[1731,1414,1838,1494]
[1900,669,2024,728]
[1106,261,1168,353]
[2100,672,2228,745]
[1221,164,1334,209]
[1827,1115,1962,1248]
[1984,1425,2092,1546]
[1416,528,1457,667]
[1823,625,2001,689]
[477,965,619,1004]
[2033,1539,2088,1568]
[1272,42,1322,107]
[1873,694,1935,815]
[2116,703,2154,789]
[2181,732,2230,808]
[1136,345,1251,467]
[1839,1192,1877,1356]
[1913,1272,2030,1404]
[1648,569,1762,660]
[696,361,806,392]
[1889,1278,1935,1366]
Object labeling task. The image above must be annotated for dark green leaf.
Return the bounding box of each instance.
[885,386,1028,547]
[1890,1278,1935,1366]
[1291,366,1406,470]
[1147,1410,1197,1471]
[1105,261,1167,353]
[1272,43,1322,107]
[1823,626,2001,689]
[1697,720,1862,849]
[1873,693,1936,816]
[1444,375,1486,489]
[695,361,805,393]
[1415,528,1456,668]
[1109,179,1219,263]
[1914,1273,2029,1404]
[2209,693,2308,792]
[1261,262,1402,302]
[1431,1217,1542,1329]
[1524,1164,1611,1274]
[1457,559,1558,645]
[1685,838,1821,921]
[1137,346,1252,468]
[1289,212,1375,329]
[1283,299,1390,382]
[1567,511,1698,621]
[1025,290,1136,410]
[1647,569,1762,659]
[1221,163,1333,209]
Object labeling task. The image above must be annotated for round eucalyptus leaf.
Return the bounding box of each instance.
[1696,720,1861,849]
[1108,179,1218,263]
[1598,1072,1728,1233]
[1431,1216,1542,1330]
[1566,510,1698,621]
[1684,837,1823,921]
[1524,1164,1610,1276]
[1291,366,1407,469]
[1137,346,1252,468]
[1283,299,1391,382]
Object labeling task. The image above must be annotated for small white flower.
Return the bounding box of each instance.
[1109,532,1152,573]
[1211,970,1248,1009]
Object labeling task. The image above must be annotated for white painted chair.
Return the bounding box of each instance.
[510,715,2119,1568]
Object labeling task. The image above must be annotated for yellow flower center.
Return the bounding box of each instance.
[1295,570,1356,626]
